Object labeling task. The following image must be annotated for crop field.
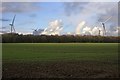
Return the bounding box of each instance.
[2,43,119,78]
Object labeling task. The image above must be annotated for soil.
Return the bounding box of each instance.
[2,60,119,79]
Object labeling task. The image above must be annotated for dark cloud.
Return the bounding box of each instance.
[118,2,120,27]
[63,2,88,16]
[0,30,9,33]
[0,18,10,21]
[0,27,8,29]
[98,3,117,22]
[1,2,41,13]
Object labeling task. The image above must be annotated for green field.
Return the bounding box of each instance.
[2,43,119,78]
[3,43,118,62]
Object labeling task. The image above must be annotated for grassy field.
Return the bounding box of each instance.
[3,43,118,62]
[2,43,119,78]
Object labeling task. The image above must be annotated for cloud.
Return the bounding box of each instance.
[63,2,89,16]
[81,26,119,36]
[91,27,104,36]
[118,2,120,27]
[82,26,102,36]
[1,2,41,13]
[0,18,10,21]
[41,19,63,35]
[76,21,85,34]
[63,2,118,36]
[64,2,117,22]
[82,26,92,35]
[2,0,120,2]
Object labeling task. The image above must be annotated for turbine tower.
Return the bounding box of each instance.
[9,15,16,33]
[101,16,112,36]
[97,28,101,36]
[99,29,101,36]
[101,23,106,36]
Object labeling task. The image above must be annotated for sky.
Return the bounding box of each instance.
[2,0,120,2]
[0,1,119,36]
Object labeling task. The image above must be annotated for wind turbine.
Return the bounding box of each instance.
[31,28,39,35]
[9,15,16,33]
[100,16,112,36]
[32,28,37,32]
[97,27,101,36]
[99,29,101,36]
[98,5,117,36]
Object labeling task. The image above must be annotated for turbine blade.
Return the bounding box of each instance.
[12,15,16,25]
[102,23,106,31]
[13,26,16,32]
[104,16,112,23]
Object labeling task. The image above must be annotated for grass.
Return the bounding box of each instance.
[2,43,118,63]
[2,43,119,78]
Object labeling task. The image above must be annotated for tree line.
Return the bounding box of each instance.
[1,33,120,43]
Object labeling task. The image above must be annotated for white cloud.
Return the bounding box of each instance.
[92,27,99,36]
[82,26,92,35]
[76,21,85,34]
[41,19,63,35]
[81,26,104,36]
